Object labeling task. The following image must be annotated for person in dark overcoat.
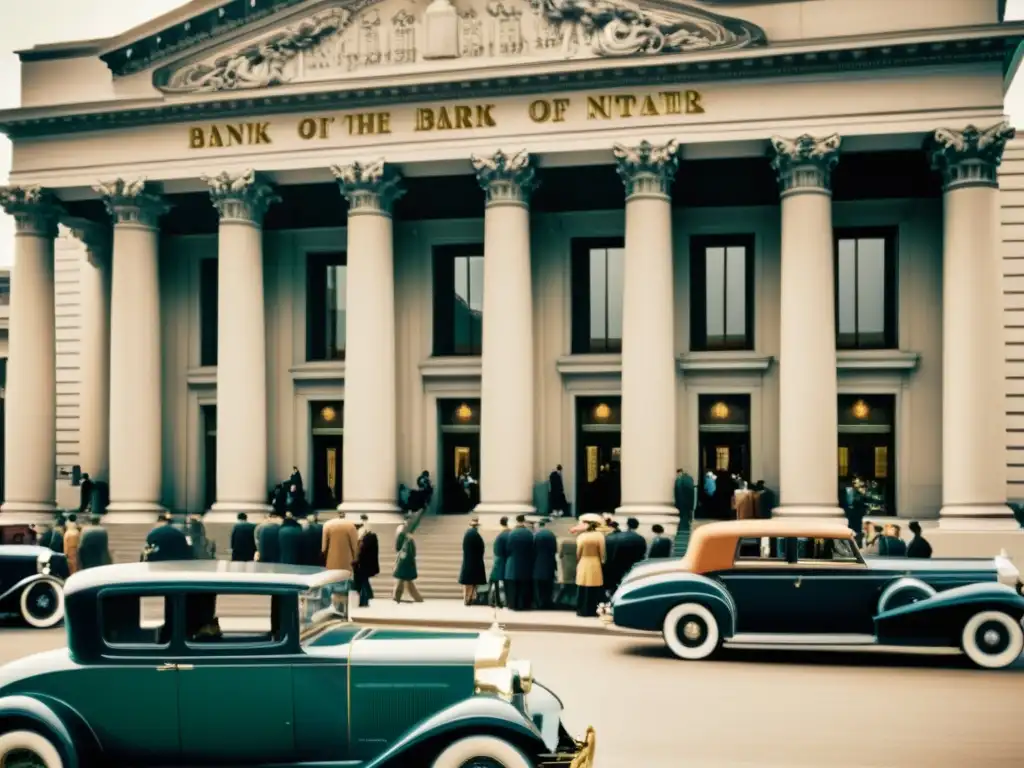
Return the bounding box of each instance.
[78,473,94,515]
[256,513,283,563]
[77,515,112,570]
[906,521,932,559]
[458,517,486,605]
[674,469,695,520]
[602,519,622,597]
[47,522,64,555]
[532,520,558,610]
[548,465,567,518]
[278,512,305,565]
[143,513,192,562]
[647,524,673,559]
[303,512,324,567]
[504,515,535,611]
[393,528,423,603]
[488,517,510,608]
[355,516,380,607]
[229,512,257,562]
[612,517,647,590]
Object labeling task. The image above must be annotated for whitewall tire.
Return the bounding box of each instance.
[960,610,1024,670]
[0,729,65,768]
[430,735,532,768]
[662,602,721,661]
[19,579,65,629]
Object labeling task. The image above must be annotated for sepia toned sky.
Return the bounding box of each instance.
[1,0,1024,264]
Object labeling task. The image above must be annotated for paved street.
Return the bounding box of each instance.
[0,625,1020,767]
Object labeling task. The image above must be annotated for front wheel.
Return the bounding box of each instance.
[662,602,721,661]
[0,730,65,767]
[960,610,1024,669]
[430,735,533,768]
[20,578,65,629]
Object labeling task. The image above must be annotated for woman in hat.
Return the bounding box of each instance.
[575,514,607,617]
[459,517,487,606]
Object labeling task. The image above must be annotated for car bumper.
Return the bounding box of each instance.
[539,725,596,767]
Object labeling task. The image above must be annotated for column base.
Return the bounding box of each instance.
[337,501,405,524]
[0,502,58,526]
[206,502,273,524]
[771,504,845,523]
[925,527,1024,561]
[474,502,536,516]
[938,505,1020,531]
[614,504,680,525]
[104,501,167,525]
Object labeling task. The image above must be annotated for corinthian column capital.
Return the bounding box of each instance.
[613,140,680,200]
[928,122,1016,191]
[94,178,169,229]
[203,169,280,225]
[769,134,841,196]
[471,150,539,207]
[0,186,61,238]
[331,160,405,216]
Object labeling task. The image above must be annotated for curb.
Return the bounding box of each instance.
[351,615,651,639]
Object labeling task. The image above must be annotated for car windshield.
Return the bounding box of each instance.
[299,581,352,641]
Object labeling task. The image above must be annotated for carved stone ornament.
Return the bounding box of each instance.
[330,160,406,215]
[471,150,539,205]
[928,122,1016,191]
[93,178,170,228]
[613,139,681,198]
[202,169,281,224]
[66,218,112,268]
[0,186,61,237]
[768,134,842,196]
[154,0,766,94]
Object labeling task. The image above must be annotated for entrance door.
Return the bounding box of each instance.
[312,435,344,509]
[838,395,895,515]
[697,395,751,520]
[441,432,480,513]
[577,434,621,516]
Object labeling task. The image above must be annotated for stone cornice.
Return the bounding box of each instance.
[0,32,1016,139]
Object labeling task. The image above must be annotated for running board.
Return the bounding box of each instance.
[726,633,961,656]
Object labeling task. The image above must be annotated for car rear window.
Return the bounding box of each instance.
[734,537,787,562]
[101,594,170,647]
[183,592,284,647]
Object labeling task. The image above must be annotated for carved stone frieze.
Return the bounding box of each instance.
[154,0,766,94]
[928,122,1016,191]
[202,170,281,225]
[768,134,842,196]
[471,150,539,205]
[0,186,61,238]
[331,160,406,215]
[613,139,680,198]
[94,179,170,228]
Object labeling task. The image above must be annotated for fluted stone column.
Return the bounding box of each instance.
[204,170,279,521]
[930,123,1019,530]
[0,187,60,521]
[612,141,680,524]
[769,135,843,519]
[96,180,169,521]
[330,160,405,522]
[471,150,538,516]
[70,222,112,485]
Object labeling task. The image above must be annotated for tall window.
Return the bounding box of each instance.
[199,257,218,367]
[306,252,347,361]
[571,239,624,354]
[690,235,754,351]
[433,244,484,356]
[835,229,897,349]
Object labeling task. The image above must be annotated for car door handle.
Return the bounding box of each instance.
[794,577,802,588]
[156,662,177,672]
[176,664,194,671]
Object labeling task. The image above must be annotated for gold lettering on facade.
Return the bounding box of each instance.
[685,90,704,114]
[345,112,391,136]
[414,103,497,132]
[586,91,704,120]
[640,95,659,117]
[661,91,682,115]
[613,95,637,118]
[298,116,337,140]
[529,98,570,123]
[587,96,611,120]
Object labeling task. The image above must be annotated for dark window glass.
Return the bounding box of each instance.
[433,245,484,356]
[690,236,754,351]
[834,230,897,349]
[184,593,282,646]
[101,594,169,646]
[571,239,624,354]
[306,252,347,362]
[199,258,218,367]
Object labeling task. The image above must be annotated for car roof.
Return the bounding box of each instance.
[685,519,855,574]
[63,561,351,597]
[0,545,56,557]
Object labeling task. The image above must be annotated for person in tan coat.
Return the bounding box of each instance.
[575,517,606,617]
[62,514,81,575]
[322,512,360,572]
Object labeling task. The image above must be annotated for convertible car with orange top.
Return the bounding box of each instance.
[600,520,1024,669]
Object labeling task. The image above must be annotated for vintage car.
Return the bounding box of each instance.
[601,519,1024,669]
[0,545,69,629]
[0,561,595,768]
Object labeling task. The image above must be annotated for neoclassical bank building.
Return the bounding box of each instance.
[1,0,1023,553]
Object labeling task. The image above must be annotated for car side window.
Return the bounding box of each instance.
[183,592,286,648]
[734,537,787,563]
[101,594,171,647]
[797,537,861,564]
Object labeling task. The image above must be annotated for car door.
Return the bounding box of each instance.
[715,537,808,634]
[791,539,887,636]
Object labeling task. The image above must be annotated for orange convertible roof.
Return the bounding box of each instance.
[682,519,854,574]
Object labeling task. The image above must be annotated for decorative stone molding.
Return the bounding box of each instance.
[94,179,170,229]
[202,169,281,225]
[65,217,112,267]
[677,352,774,374]
[768,134,842,196]
[613,139,681,199]
[928,122,1016,191]
[330,160,406,216]
[0,186,61,238]
[471,150,539,206]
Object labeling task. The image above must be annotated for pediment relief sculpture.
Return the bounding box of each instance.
[154,0,766,94]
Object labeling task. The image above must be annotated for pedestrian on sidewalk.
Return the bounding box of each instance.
[504,515,535,611]
[459,516,486,606]
[393,527,423,603]
[63,514,81,575]
[188,515,214,560]
[303,512,324,566]
[323,512,359,572]
[278,512,305,565]
[256,512,283,563]
[878,523,907,557]
[648,524,672,559]
[602,519,622,597]
[144,512,192,562]
[575,514,606,617]
[548,465,567,518]
[230,512,257,562]
[532,519,558,610]
[77,514,111,570]
[554,530,578,609]
[488,516,510,608]
[612,517,646,589]
[906,521,932,559]
[355,515,380,606]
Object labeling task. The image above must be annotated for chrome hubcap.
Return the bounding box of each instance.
[682,621,702,641]
[983,629,1001,647]
[36,594,50,610]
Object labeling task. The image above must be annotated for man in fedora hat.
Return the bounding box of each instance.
[459,517,486,606]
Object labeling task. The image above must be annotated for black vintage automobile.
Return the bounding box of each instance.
[0,545,69,629]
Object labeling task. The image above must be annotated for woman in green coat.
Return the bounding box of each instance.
[392,530,423,603]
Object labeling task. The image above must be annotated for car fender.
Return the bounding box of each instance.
[610,571,737,637]
[363,695,548,768]
[0,694,86,768]
[877,577,937,613]
[0,574,64,606]
[874,582,1024,647]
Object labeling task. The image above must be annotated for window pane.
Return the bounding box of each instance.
[453,257,471,354]
[468,256,484,352]
[200,258,218,367]
[102,594,169,646]
[325,265,347,360]
[836,239,857,345]
[589,249,607,351]
[724,246,746,342]
[606,248,624,350]
[705,247,726,342]
[856,238,886,346]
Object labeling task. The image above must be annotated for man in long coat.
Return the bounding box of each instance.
[612,517,647,589]
[648,524,673,558]
[504,515,535,611]
[303,512,324,567]
[144,513,192,562]
[354,515,380,607]
[278,512,305,565]
[488,517,510,608]
[548,465,567,518]
[256,513,283,563]
[62,514,81,575]
[77,515,112,569]
[229,512,257,562]
[459,517,486,605]
[532,520,558,610]
[322,512,359,572]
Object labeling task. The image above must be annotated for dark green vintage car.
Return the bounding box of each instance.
[0,562,595,768]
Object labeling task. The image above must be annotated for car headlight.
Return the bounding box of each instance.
[508,659,533,694]
[475,666,516,700]
[36,551,52,576]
